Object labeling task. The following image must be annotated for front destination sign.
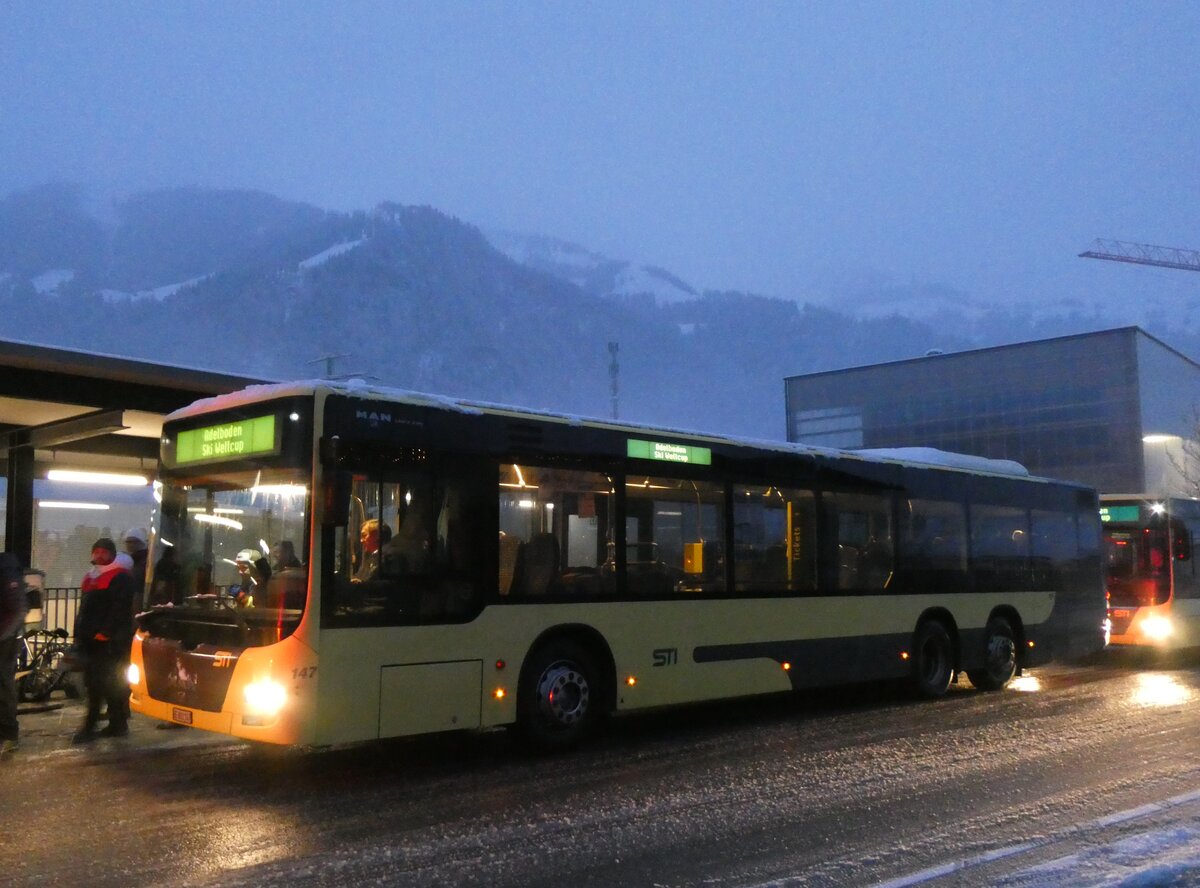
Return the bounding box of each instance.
[627,438,712,465]
[175,415,278,465]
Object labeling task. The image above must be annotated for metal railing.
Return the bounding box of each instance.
[31,587,82,641]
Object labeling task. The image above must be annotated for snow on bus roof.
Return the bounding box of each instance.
[165,378,485,421]
[854,447,1030,477]
[168,380,1034,480]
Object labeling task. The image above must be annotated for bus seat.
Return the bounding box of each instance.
[498,533,521,595]
[513,533,560,597]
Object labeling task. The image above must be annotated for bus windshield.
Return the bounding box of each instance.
[144,467,310,647]
[1104,526,1170,607]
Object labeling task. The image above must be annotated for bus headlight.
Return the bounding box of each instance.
[1140,615,1174,643]
[244,679,288,717]
[126,663,140,686]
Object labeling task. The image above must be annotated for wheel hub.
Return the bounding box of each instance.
[988,635,1016,673]
[536,661,590,726]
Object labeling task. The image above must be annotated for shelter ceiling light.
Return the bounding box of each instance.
[38,501,111,510]
[47,469,149,486]
[193,514,244,531]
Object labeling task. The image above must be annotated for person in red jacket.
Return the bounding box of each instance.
[72,538,135,743]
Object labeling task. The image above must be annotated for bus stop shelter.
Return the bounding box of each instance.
[0,337,265,572]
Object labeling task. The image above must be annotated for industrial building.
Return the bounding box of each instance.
[784,327,1200,494]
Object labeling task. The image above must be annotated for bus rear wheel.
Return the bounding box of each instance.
[967,617,1017,691]
[516,639,604,752]
[911,620,954,699]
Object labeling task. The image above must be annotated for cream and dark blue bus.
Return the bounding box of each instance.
[128,381,1107,750]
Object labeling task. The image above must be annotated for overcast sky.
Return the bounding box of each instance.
[3,1,1198,309]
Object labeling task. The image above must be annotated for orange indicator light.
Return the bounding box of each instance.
[900,651,910,660]
[781,662,792,671]
[494,688,506,700]
[626,675,637,687]
[1027,641,1036,649]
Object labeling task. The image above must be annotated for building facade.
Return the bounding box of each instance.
[784,327,1200,494]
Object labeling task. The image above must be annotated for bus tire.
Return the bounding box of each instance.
[911,619,954,699]
[967,616,1017,691]
[516,638,604,752]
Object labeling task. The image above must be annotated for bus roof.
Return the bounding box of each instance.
[167,378,1050,483]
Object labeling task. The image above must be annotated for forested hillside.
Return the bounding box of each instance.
[6,183,1189,438]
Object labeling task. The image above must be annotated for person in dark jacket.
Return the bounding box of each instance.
[72,538,136,743]
[122,527,149,614]
[0,552,27,758]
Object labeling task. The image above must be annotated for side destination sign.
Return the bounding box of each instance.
[175,415,278,465]
[627,438,712,466]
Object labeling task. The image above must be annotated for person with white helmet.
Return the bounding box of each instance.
[232,548,271,607]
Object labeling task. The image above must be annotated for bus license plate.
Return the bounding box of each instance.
[172,707,193,725]
[1111,609,1131,619]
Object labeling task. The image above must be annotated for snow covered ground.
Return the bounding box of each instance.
[867,789,1200,888]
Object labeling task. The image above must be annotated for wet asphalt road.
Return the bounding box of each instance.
[3,647,1199,888]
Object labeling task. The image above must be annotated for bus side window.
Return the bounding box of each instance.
[899,499,967,593]
[329,466,484,625]
[970,504,1032,592]
[498,464,615,599]
[1031,509,1078,590]
[732,486,817,595]
[826,491,894,593]
[624,475,725,596]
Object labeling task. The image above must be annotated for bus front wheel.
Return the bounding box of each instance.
[967,617,1017,691]
[516,639,604,752]
[911,620,954,699]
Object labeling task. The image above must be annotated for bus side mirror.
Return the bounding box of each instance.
[322,470,352,527]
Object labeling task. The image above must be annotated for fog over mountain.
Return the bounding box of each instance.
[2,184,1198,439]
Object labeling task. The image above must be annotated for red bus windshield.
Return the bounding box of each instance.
[1104,526,1170,607]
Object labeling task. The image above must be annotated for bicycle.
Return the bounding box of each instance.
[15,627,79,703]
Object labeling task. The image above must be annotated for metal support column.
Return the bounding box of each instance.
[5,434,33,567]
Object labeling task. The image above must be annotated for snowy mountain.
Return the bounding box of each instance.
[486,230,699,306]
[3,182,1199,438]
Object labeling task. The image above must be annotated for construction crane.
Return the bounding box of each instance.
[1079,239,1200,273]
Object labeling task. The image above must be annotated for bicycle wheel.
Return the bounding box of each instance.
[18,663,56,703]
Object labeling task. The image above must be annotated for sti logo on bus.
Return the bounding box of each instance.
[653,648,678,667]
